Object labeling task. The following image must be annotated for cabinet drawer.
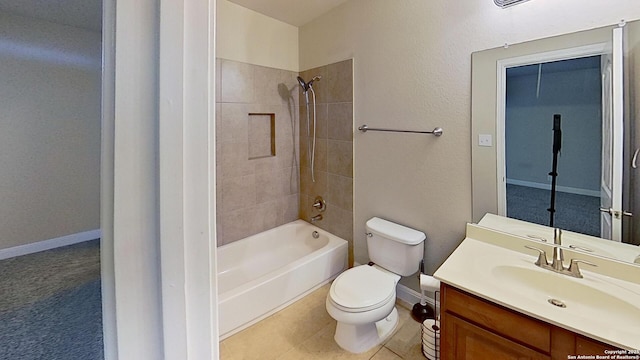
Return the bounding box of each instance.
[442,284,551,353]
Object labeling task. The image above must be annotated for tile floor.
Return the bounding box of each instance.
[220,283,427,360]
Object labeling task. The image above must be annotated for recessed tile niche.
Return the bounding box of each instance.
[248,113,275,160]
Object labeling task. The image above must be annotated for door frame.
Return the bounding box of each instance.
[101,0,218,358]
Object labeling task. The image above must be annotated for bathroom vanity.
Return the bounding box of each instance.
[440,284,615,359]
[434,219,640,359]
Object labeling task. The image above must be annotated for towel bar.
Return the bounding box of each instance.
[358,124,443,137]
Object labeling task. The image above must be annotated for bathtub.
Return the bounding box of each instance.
[217,219,348,339]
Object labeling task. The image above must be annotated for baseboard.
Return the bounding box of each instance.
[506,179,600,197]
[396,283,439,313]
[0,229,101,260]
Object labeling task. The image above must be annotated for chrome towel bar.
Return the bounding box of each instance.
[358,124,443,137]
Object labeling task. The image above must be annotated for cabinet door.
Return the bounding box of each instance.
[576,336,617,356]
[442,313,549,360]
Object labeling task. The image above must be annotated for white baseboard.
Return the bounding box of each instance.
[0,229,101,260]
[506,179,600,197]
[396,283,439,312]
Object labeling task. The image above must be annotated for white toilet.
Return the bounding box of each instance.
[326,217,425,353]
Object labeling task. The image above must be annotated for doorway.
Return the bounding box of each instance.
[0,5,103,359]
[504,56,603,236]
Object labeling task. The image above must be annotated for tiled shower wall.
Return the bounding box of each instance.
[216,59,300,245]
[298,59,354,264]
[215,58,354,256]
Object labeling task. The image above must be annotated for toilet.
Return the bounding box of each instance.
[326,217,425,353]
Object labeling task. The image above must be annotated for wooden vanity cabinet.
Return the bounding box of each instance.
[440,283,618,360]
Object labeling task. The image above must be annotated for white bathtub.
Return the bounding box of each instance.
[217,219,348,339]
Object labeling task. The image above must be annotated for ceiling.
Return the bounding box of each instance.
[0,0,345,32]
[0,0,102,32]
[228,0,349,27]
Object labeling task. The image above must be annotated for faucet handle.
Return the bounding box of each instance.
[525,245,549,266]
[568,259,597,278]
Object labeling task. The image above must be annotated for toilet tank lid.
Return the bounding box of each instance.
[366,217,426,245]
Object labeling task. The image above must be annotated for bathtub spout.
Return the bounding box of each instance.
[311,214,323,223]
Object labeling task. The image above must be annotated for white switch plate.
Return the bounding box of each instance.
[479,134,492,147]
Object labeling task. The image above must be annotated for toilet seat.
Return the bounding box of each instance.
[329,265,396,313]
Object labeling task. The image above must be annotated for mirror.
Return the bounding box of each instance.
[471,21,640,264]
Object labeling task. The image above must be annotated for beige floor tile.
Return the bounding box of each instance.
[219,341,236,360]
[279,344,320,360]
[370,347,403,360]
[275,299,335,345]
[384,317,422,358]
[220,285,426,360]
[222,314,297,360]
[299,323,382,360]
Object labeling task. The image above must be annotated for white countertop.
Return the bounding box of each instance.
[434,224,640,350]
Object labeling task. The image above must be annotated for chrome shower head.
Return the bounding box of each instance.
[297,76,309,91]
[308,75,322,88]
[297,75,322,92]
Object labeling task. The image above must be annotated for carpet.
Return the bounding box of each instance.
[506,184,600,237]
[0,240,103,360]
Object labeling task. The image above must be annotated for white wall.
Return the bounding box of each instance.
[299,0,640,277]
[0,12,101,250]
[216,0,298,71]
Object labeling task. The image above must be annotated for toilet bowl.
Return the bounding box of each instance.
[326,264,401,353]
[325,217,426,354]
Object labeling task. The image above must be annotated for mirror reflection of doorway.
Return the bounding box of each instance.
[504,56,603,237]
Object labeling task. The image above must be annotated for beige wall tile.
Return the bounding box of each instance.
[281,167,299,195]
[327,140,353,178]
[255,168,284,204]
[254,200,281,233]
[281,194,299,223]
[324,203,353,242]
[220,207,258,244]
[300,167,327,197]
[326,173,353,211]
[299,103,328,140]
[217,141,253,179]
[216,59,222,103]
[326,59,353,103]
[314,103,329,139]
[221,175,256,212]
[218,103,249,144]
[328,102,354,141]
[221,59,255,103]
[299,194,311,221]
[254,65,285,106]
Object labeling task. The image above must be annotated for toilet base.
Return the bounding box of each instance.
[334,307,399,353]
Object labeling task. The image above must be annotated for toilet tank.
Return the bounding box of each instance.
[366,217,426,276]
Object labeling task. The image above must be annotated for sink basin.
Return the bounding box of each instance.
[492,265,640,324]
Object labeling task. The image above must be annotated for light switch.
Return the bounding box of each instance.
[479,134,492,147]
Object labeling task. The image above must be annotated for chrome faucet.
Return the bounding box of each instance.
[551,228,564,271]
[525,228,597,278]
[310,214,323,223]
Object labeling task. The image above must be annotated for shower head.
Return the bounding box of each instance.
[297,75,322,92]
[308,75,322,88]
[297,76,309,91]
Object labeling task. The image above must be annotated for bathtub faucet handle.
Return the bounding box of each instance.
[312,196,326,212]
